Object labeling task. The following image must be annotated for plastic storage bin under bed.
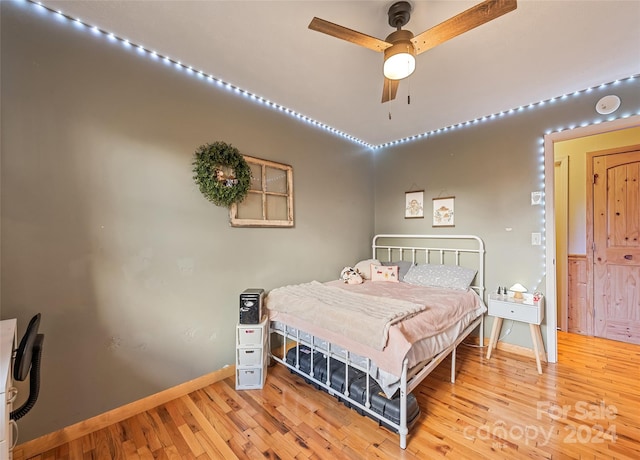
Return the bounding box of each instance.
[285,345,421,432]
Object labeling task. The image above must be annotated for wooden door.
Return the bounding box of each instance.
[592,148,640,344]
[568,255,589,334]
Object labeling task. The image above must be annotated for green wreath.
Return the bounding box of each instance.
[192,142,251,207]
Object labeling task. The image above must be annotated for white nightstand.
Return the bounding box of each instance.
[486,293,547,374]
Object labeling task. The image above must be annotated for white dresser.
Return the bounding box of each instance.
[1,319,17,460]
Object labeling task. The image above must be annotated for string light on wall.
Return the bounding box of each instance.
[21,0,640,152]
[531,136,546,293]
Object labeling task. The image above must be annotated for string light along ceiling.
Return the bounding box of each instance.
[15,0,640,302]
[19,0,640,151]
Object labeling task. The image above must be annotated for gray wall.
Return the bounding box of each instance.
[1,2,373,441]
[373,80,640,348]
[3,0,640,444]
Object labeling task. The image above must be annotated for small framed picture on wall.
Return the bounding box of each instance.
[432,196,455,227]
[405,191,424,219]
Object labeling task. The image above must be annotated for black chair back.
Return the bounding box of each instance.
[11,313,44,421]
[13,313,40,381]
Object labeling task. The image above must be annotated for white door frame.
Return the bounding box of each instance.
[544,115,640,363]
[554,156,569,332]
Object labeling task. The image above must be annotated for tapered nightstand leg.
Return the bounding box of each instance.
[486,317,503,359]
[533,325,547,363]
[530,323,543,374]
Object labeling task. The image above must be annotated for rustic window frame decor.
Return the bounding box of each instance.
[230,156,294,227]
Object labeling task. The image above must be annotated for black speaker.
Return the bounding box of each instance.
[239,288,264,324]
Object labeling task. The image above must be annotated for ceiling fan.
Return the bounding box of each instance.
[309,0,517,103]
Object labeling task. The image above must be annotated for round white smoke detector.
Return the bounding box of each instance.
[595,95,621,115]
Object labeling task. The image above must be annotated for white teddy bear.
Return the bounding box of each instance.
[340,266,364,285]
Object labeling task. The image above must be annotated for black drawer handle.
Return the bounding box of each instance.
[624,254,633,260]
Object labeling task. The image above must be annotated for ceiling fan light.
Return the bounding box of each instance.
[383,42,416,80]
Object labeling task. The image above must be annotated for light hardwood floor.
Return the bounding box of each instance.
[16,332,640,459]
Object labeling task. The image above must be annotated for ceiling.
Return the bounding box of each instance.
[39,0,640,146]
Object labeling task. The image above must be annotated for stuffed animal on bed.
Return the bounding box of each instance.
[340,266,364,285]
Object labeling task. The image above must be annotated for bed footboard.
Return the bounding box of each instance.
[269,315,482,449]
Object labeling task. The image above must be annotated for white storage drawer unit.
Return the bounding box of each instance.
[236,317,268,390]
[237,324,263,346]
[236,351,268,387]
[237,348,262,367]
[237,368,262,387]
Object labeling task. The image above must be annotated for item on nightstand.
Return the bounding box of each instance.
[239,288,264,324]
[509,283,527,300]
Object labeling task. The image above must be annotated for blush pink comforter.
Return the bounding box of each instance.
[267,280,485,376]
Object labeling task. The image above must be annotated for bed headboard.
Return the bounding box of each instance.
[372,234,485,299]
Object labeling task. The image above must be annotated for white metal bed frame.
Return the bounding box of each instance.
[269,234,485,449]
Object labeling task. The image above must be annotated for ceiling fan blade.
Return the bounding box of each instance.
[411,0,517,55]
[309,17,391,53]
[382,78,399,103]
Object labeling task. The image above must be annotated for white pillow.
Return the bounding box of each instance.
[354,259,380,280]
[403,263,477,290]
